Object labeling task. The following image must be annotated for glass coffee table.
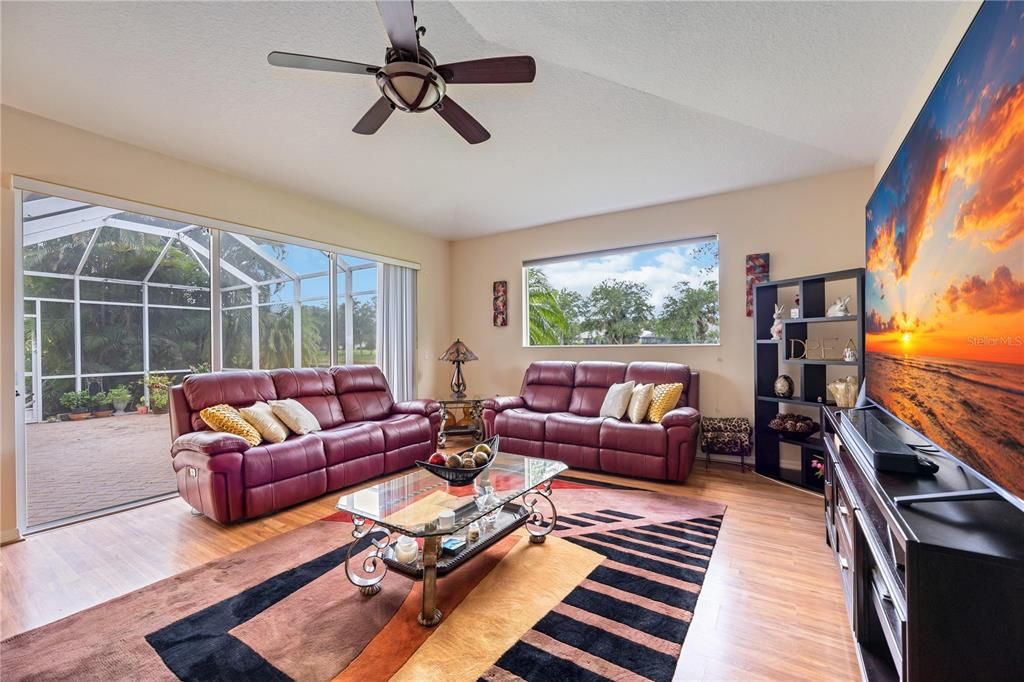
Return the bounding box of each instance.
[336,452,567,626]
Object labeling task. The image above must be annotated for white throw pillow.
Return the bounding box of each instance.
[627,383,655,424]
[599,381,636,419]
[268,398,321,435]
[240,401,291,444]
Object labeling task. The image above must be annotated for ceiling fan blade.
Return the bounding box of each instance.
[353,97,395,135]
[436,56,536,84]
[435,96,490,144]
[267,51,379,75]
[376,0,419,60]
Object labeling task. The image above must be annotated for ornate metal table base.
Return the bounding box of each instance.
[344,490,559,627]
[524,481,558,544]
[437,399,484,447]
[345,516,390,597]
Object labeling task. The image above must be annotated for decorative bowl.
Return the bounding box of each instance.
[768,414,820,441]
[416,435,499,487]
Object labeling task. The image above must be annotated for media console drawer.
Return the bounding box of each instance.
[870,569,905,671]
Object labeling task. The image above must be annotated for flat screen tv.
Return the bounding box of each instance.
[865,0,1024,510]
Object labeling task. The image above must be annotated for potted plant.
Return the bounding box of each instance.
[137,398,149,415]
[60,390,92,421]
[141,373,172,415]
[91,391,114,418]
[108,385,132,415]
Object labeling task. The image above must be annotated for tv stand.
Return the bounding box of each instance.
[821,406,1024,681]
[894,488,1002,506]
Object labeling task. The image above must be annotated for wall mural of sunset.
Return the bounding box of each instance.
[865,0,1024,504]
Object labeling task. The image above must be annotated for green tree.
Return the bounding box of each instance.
[352,296,377,363]
[657,280,720,343]
[554,288,585,343]
[582,279,654,344]
[527,268,573,345]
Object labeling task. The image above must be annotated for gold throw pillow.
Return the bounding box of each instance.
[240,401,290,444]
[627,383,655,423]
[645,383,685,423]
[199,404,262,447]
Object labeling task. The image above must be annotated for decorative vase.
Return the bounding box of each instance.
[828,376,859,408]
[774,375,795,398]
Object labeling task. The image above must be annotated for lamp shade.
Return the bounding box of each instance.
[439,338,478,363]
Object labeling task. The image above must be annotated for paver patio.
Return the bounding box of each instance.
[25,413,177,528]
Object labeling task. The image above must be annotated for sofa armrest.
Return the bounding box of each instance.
[392,399,441,417]
[482,396,525,412]
[171,431,250,457]
[660,407,701,429]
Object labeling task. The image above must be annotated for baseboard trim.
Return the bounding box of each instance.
[1,527,24,545]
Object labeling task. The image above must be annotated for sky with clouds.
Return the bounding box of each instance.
[534,239,718,314]
[865,1,1023,366]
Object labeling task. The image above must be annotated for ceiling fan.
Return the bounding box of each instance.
[267,0,536,144]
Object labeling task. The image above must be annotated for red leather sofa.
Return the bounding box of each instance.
[483,361,700,482]
[169,366,440,523]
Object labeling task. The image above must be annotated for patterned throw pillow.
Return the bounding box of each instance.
[240,401,290,444]
[268,398,321,435]
[627,383,655,423]
[599,381,635,419]
[645,383,685,423]
[199,404,262,447]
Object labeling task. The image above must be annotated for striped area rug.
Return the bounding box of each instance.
[1,479,725,682]
[484,511,723,681]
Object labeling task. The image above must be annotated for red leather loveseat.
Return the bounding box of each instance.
[483,361,700,482]
[169,366,440,523]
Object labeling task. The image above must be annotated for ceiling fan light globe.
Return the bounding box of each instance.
[376,61,445,113]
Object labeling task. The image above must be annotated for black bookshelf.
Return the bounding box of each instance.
[752,268,865,491]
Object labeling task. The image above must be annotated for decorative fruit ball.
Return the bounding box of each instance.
[473,443,492,455]
[445,454,463,469]
[427,452,446,466]
[461,456,477,469]
[472,451,489,466]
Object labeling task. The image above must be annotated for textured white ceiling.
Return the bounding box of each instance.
[2,1,965,239]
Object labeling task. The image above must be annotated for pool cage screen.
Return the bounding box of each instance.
[22,192,379,422]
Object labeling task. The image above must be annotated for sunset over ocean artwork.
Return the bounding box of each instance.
[865,1,1024,502]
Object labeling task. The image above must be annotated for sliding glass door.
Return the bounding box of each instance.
[18,190,382,531]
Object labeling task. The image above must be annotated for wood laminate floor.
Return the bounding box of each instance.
[0,458,860,680]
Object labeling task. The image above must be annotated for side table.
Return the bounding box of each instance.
[437,399,484,447]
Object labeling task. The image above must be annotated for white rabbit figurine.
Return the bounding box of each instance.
[826,296,851,317]
[770,304,784,340]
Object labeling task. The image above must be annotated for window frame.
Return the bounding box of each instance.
[12,176,416,403]
[521,235,720,348]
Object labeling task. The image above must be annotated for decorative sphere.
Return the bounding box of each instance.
[774,375,795,398]
[445,454,462,469]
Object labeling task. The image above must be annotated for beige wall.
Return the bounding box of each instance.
[449,167,874,417]
[874,2,980,179]
[0,106,451,541]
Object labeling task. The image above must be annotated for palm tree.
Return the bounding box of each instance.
[527,268,571,345]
